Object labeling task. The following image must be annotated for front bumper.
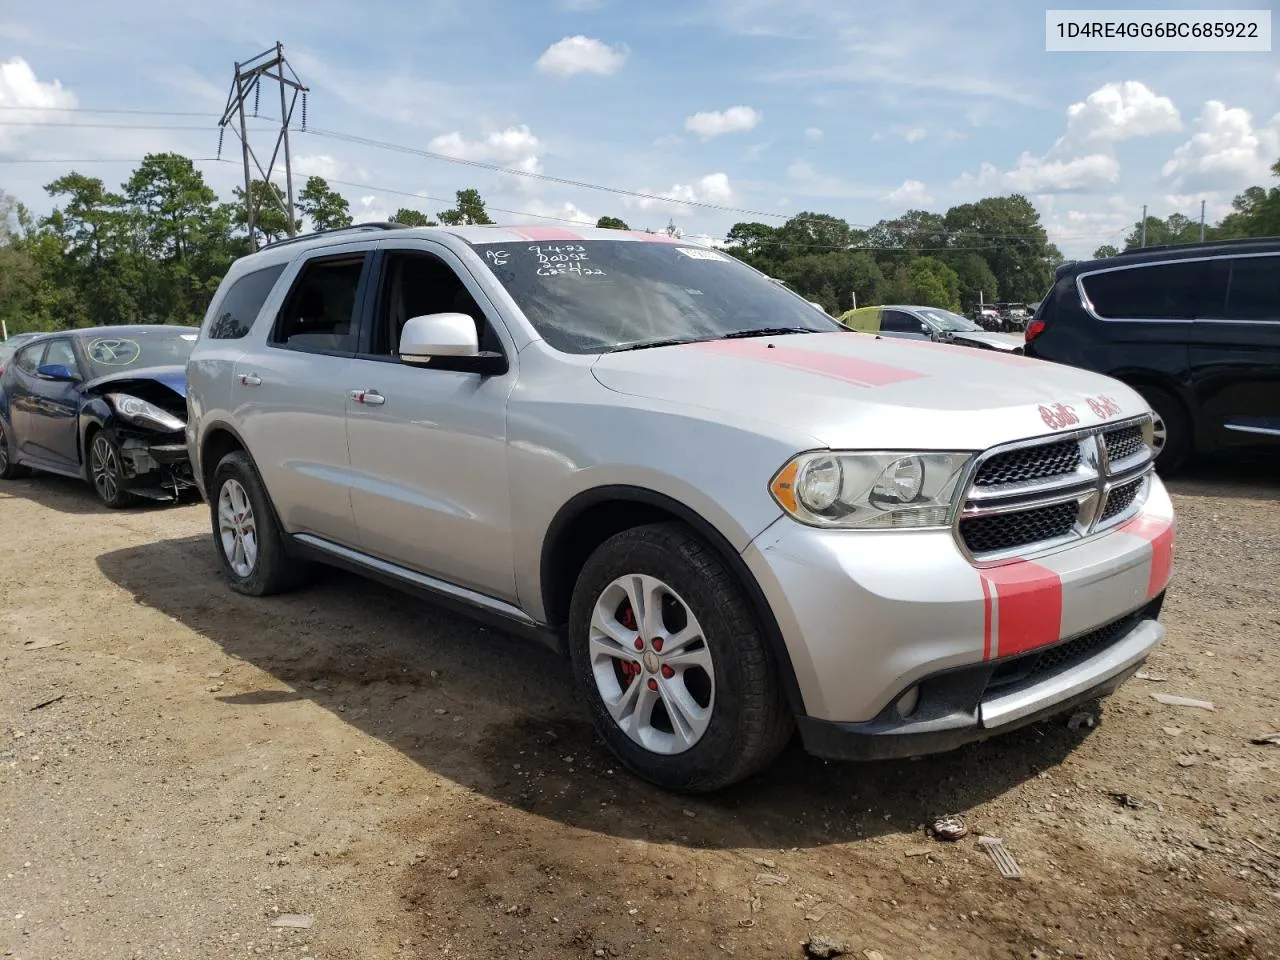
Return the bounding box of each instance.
[116,433,196,500]
[743,477,1175,756]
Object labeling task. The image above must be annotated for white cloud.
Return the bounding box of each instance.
[293,154,368,183]
[352,194,394,225]
[1161,101,1280,190]
[804,126,824,141]
[1061,81,1182,145]
[624,172,734,212]
[882,179,934,206]
[0,56,77,148]
[518,199,597,225]
[898,126,927,143]
[535,36,628,77]
[427,125,543,175]
[684,105,763,138]
[956,152,1120,193]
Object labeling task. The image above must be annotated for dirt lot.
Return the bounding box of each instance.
[2,465,1278,960]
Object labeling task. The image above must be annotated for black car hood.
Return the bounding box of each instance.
[83,364,187,398]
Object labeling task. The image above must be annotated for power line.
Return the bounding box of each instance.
[0,106,220,117]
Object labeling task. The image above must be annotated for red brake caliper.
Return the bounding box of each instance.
[619,602,641,685]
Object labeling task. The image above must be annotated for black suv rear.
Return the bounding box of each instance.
[1024,238,1280,472]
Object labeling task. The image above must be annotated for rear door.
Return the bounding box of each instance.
[1191,252,1280,449]
[231,245,371,547]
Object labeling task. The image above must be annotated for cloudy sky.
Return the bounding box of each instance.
[0,0,1276,257]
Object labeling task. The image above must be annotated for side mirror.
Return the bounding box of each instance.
[397,312,508,376]
[399,313,479,362]
[36,363,78,382]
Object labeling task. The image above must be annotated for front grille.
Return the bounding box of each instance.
[974,439,1080,487]
[959,502,1078,555]
[957,415,1154,561]
[987,606,1147,691]
[1104,425,1145,463]
[1101,476,1143,521]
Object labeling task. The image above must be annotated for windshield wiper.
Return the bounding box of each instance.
[718,327,820,340]
[607,336,705,353]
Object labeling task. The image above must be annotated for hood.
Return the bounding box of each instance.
[591,332,1149,451]
[946,330,1025,352]
[83,364,188,398]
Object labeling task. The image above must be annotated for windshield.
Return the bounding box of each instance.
[470,240,841,353]
[79,328,199,378]
[917,307,982,332]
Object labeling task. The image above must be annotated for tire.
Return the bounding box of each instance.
[0,420,30,480]
[1134,385,1192,475]
[87,430,136,508]
[568,522,794,793]
[210,450,309,596]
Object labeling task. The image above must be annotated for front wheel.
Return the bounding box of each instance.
[210,450,309,596]
[88,431,136,508]
[568,522,794,793]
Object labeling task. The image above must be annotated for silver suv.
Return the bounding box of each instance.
[187,223,1176,792]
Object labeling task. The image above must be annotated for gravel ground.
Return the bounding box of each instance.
[2,463,1278,960]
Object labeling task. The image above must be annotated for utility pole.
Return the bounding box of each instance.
[1199,200,1206,242]
[1140,204,1147,248]
[218,42,309,249]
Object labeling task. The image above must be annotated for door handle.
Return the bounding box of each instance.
[238,373,263,386]
[349,389,386,406]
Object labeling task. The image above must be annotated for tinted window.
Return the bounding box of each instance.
[881,310,925,334]
[471,240,840,354]
[1082,262,1206,320]
[81,329,198,379]
[1225,255,1280,322]
[16,343,43,374]
[208,264,287,340]
[43,339,78,371]
[272,255,365,353]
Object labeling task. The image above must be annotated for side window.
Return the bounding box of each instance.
[1082,262,1207,320]
[208,263,287,340]
[16,343,44,374]
[881,310,924,334]
[1225,256,1280,322]
[369,252,502,358]
[270,254,367,354]
[42,339,78,372]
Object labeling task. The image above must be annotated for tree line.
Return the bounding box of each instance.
[1,151,1276,336]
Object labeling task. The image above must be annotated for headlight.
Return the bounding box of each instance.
[770,451,975,529]
[106,393,185,433]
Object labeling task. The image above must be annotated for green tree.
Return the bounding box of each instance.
[438,188,493,226]
[883,257,962,311]
[943,196,1058,303]
[1093,244,1120,259]
[389,207,438,227]
[232,179,300,243]
[297,176,352,231]
[775,251,885,315]
[941,251,999,312]
[596,215,630,230]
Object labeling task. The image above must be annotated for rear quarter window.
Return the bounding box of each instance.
[205,263,288,340]
[1081,262,1205,320]
[1224,255,1280,321]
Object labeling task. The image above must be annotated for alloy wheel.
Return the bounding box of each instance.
[91,435,121,502]
[1150,412,1167,454]
[217,478,259,578]
[588,574,716,755]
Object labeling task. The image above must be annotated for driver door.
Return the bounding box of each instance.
[25,337,83,468]
[880,309,933,341]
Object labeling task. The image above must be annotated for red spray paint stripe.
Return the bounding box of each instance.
[1121,514,1175,597]
[507,226,585,241]
[692,340,927,388]
[980,574,995,660]
[980,561,1063,658]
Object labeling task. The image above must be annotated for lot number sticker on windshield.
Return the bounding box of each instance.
[675,247,730,262]
[87,338,141,366]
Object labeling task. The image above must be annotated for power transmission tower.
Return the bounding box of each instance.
[218,42,309,249]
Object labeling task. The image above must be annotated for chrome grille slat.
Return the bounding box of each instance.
[956,415,1154,563]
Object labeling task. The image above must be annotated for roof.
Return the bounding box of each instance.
[254,221,695,255]
[1064,235,1280,274]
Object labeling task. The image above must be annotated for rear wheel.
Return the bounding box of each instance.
[0,421,30,480]
[1134,385,1191,474]
[89,431,136,508]
[568,522,794,793]
[210,450,309,596]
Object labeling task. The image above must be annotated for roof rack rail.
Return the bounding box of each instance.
[260,221,412,251]
[1112,235,1280,257]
